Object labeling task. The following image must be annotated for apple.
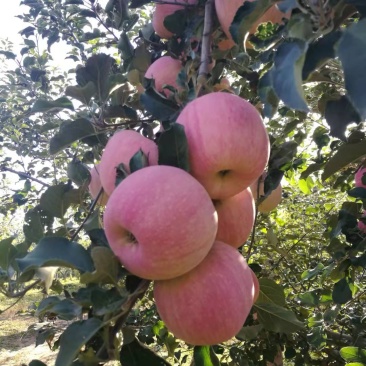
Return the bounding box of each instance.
[177,92,270,199]
[214,188,255,248]
[99,130,158,196]
[250,268,260,303]
[154,241,255,345]
[215,0,290,48]
[103,165,218,280]
[152,0,198,39]
[144,56,183,97]
[250,175,282,213]
[89,164,109,206]
[355,166,366,188]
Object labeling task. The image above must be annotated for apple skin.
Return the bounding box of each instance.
[144,56,182,96]
[152,0,198,39]
[355,166,366,188]
[250,176,282,213]
[99,130,158,197]
[103,165,218,280]
[214,188,255,248]
[177,92,270,200]
[89,164,109,206]
[250,268,260,303]
[215,0,290,48]
[154,241,254,345]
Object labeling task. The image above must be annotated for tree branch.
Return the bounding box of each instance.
[1,166,51,188]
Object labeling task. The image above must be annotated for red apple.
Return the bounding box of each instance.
[154,241,255,345]
[99,130,158,196]
[177,92,270,199]
[250,268,260,303]
[214,188,255,248]
[89,164,109,206]
[355,166,366,188]
[103,165,218,280]
[152,0,198,39]
[144,56,183,97]
[250,176,282,213]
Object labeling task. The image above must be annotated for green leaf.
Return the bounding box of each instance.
[307,326,326,349]
[164,9,187,36]
[0,50,17,59]
[129,149,149,173]
[65,81,96,105]
[340,347,366,363]
[337,18,366,119]
[254,303,304,334]
[16,237,94,274]
[23,208,44,244]
[120,337,172,366]
[39,184,71,218]
[140,86,180,121]
[301,263,324,281]
[272,40,309,112]
[236,324,264,341]
[31,97,74,114]
[50,118,100,155]
[0,237,17,270]
[37,297,82,320]
[257,278,286,306]
[80,247,120,285]
[193,346,221,366]
[332,277,352,304]
[322,140,366,181]
[67,160,91,187]
[90,287,128,316]
[157,123,190,172]
[55,318,103,366]
[29,361,48,366]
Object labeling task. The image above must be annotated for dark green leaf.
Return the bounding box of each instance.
[23,208,44,244]
[55,319,103,366]
[120,337,172,366]
[39,184,71,218]
[90,287,127,316]
[65,82,96,105]
[31,97,74,114]
[0,50,17,59]
[348,187,366,199]
[337,18,366,119]
[78,9,96,17]
[235,325,263,341]
[37,297,82,320]
[129,0,151,8]
[164,10,187,36]
[16,237,94,274]
[129,149,149,173]
[257,278,286,306]
[67,160,91,187]
[194,346,221,366]
[0,237,17,270]
[157,123,190,171]
[332,277,353,304]
[29,361,48,366]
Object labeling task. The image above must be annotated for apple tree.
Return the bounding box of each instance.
[0,0,366,365]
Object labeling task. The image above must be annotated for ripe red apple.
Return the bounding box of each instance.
[99,130,158,196]
[355,166,366,188]
[103,165,218,280]
[89,164,109,206]
[144,56,183,97]
[215,0,290,48]
[154,241,254,345]
[250,176,282,213]
[214,188,255,248]
[250,268,260,303]
[152,0,198,39]
[177,92,270,199]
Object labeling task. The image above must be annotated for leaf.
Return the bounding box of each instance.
[348,187,366,200]
[39,184,71,218]
[257,278,286,306]
[65,81,96,105]
[322,140,366,180]
[272,40,309,112]
[337,18,366,119]
[31,97,74,114]
[254,303,304,334]
[91,287,128,316]
[23,208,44,244]
[236,324,264,341]
[301,264,324,281]
[340,347,366,363]
[67,160,91,187]
[164,10,187,36]
[37,297,82,320]
[29,361,48,366]
[325,95,361,140]
[55,319,103,366]
[50,118,100,155]
[0,50,17,59]
[129,0,150,8]
[0,237,17,270]
[193,346,221,366]
[157,123,190,171]
[120,337,172,366]
[16,237,94,274]
[129,149,149,173]
[80,247,120,285]
[332,277,353,304]
[140,86,180,121]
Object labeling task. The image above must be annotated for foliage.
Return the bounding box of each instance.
[0,0,365,365]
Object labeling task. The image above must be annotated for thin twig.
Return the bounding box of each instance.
[1,167,51,188]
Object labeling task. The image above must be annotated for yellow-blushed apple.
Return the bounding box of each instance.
[177,92,270,199]
[144,56,183,97]
[154,241,254,345]
[103,165,218,280]
[250,176,282,213]
[355,166,366,188]
[214,188,255,248]
[89,164,109,206]
[152,0,198,39]
[99,130,158,196]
